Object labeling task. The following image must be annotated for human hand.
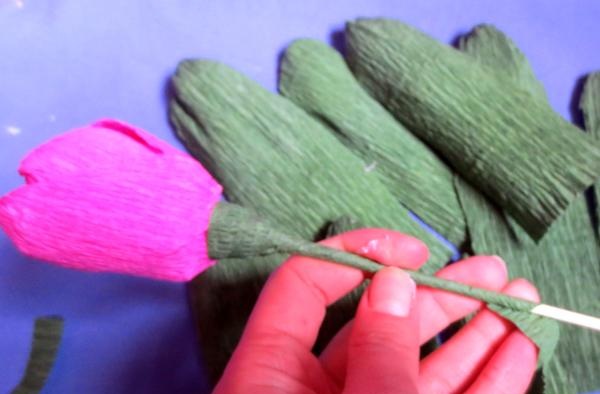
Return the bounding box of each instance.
[213,229,539,394]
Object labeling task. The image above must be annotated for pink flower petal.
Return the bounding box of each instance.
[0,120,223,281]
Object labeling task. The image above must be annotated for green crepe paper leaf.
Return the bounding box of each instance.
[457,23,548,246]
[456,25,600,393]
[170,60,448,266]
[581,72,600,235]
[170,60,451,382]
[456,177,600,393]
[581,72,600,137]
[346,18,600,241]
[457,24,547,244]
[12,317,64,394]
[279,39,467,246]
[487,304,559,367]
[458,24,547,100]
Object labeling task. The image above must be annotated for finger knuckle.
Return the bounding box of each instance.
[349,330,412,356]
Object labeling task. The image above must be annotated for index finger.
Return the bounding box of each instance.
[238,228,429,351]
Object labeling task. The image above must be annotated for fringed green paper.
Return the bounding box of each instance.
[170,60,451,382]
[346,18,600,241]
[12,317,64,394]
[455,25,600,394]
[279,39,466,246]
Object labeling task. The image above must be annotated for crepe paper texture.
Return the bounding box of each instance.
[279,39,467,247]
[0,116,565,384]
[0,120,222,282]
[488,304,559,367]
[170,59,451,380]
[582,73,600,137]
[456,180,594,394]
[187,253,285,383]
[457,25,557,394]
[455,25,600,394]
[457,24,547,100]
[170,60,450,266]
[581,72,600,235]
[208,202,559,360]
[12,317,64,394]
[345,18,600,241]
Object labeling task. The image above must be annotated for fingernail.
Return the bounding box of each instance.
[491,255,508,277]
[368,267,416,317]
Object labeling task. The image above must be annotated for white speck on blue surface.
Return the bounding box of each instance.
[5,125,21,136]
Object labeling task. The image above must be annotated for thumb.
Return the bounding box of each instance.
[344,267,419,394]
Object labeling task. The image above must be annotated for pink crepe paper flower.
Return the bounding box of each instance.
[0,119,222,281]
[0,119,582,347]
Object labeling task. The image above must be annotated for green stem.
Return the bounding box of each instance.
[208,202,537,312]
[279,239,535,311]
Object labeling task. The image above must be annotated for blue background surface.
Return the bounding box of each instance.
[1,1,599,393]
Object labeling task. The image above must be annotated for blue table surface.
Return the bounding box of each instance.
[1,1,599,393]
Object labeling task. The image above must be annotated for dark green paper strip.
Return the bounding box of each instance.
[12,317,64,394]
[456,25,600,394]
[346,18,600,241]
[279,39,467,246]
[171,60,451,382]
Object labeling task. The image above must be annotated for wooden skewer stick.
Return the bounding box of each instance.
[532,304,600,332]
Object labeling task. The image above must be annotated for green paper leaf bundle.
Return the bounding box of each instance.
[167,20,600,392]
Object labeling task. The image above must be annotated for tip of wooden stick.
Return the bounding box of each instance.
[532,304,600,332]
